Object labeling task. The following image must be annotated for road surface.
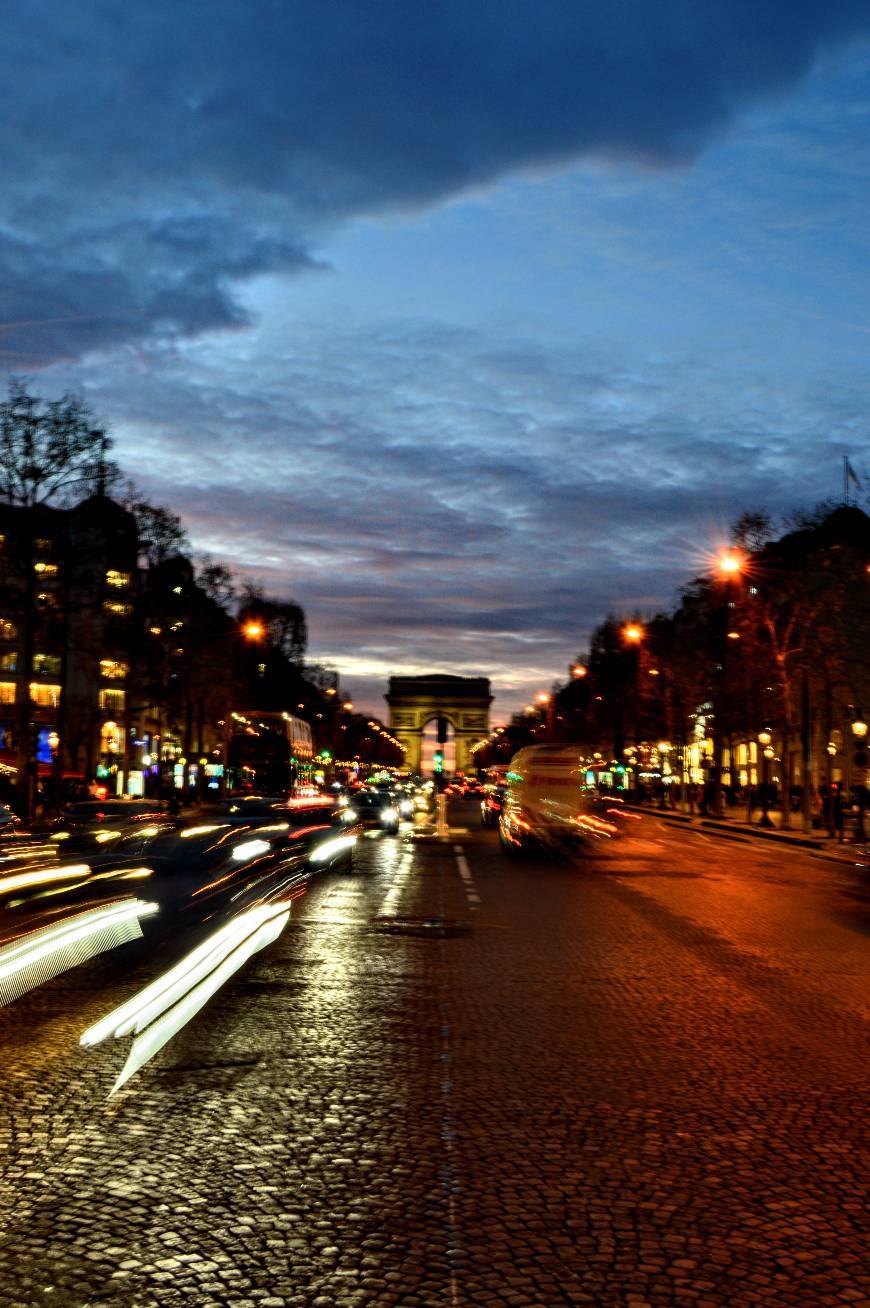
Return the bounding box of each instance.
[0,801,868,1306]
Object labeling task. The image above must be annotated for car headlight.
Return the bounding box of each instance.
[383,807,399,822]
[343,808,358,822]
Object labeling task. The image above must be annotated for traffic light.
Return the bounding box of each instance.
[433,750,444,773]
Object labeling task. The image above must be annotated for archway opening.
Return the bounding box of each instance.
[420,718,456,777]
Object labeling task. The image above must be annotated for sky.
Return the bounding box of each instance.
[2,2,869,718]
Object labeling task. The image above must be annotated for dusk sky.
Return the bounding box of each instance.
[4,3,869,716]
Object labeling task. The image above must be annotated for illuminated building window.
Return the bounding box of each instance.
[0,618,15,641]
[103,600,133,617]
[105,570,131,588]
[99,659,128,681]
[35,538,52,551]
[99,688,125,712]
[100,721,120,754]
[34,560,58,577]
[36,592,57,609]
[0,653,16,673]
[0,682,15,704]
[33,653,61,676]
[30,683,61,708]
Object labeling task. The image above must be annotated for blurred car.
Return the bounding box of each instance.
[499,746,621,854]
[341,790,401,832]
[189,795,358,871]
[480,784,507,828]
[58,799,169,834]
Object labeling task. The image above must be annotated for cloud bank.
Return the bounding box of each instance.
[0,1,867,361]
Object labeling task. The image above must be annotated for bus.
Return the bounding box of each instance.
[227,710,314,794]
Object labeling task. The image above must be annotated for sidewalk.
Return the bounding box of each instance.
[623,801,868,865]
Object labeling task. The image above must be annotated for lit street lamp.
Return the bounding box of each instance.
[758,728,774,828]
[851,710,867,842]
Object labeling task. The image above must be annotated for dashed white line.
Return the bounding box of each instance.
[378,849,414,918]
[453,844,480,909]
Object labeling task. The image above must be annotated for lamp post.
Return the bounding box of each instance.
[536,691,554,738]
[758,728,774,828]
[711,550,745,818]
[851,710,867,842]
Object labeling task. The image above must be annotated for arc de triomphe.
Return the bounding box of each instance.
[386,674,492,774]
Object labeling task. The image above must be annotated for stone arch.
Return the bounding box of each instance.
[386,675,492,775]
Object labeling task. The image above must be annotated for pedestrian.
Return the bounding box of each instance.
[831,783,844,842]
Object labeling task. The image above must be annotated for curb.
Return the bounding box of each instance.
[623,803,865,866]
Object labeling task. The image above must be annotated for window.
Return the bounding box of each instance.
[34,561,58,577]
[36,592,58,609]
[0,682,15,704]
[35,538,52,552]
[100,721,121,754]
[105,570,131,589]
[30,683,61,708]
[33,654,61,677]
[99,659,128,681]
[103,600,133,617]
[0,653,16,673]
[99,688,125,712]
[0,618,15,641]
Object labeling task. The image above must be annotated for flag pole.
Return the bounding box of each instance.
[844,455,849,506]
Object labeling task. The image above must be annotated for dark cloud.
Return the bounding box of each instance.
[0,1,866,360]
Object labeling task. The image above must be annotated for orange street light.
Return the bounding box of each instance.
[536,692,551,705]
[716,550,743,577]
[623,623,644,644]
[243,620,265,640]
[342,701,354,712]
[571,663,588,678]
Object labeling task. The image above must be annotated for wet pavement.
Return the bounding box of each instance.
[0,803,868,1306]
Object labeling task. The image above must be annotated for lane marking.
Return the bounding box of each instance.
[453,844,480,909]
[378,849,414,918]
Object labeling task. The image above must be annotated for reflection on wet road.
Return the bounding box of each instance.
[0,800,867,1306]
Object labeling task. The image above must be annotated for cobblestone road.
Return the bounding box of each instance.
[1,805,868,1306]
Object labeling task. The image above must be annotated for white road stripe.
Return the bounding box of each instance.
[378,849,414,917]
[453,844,480,909]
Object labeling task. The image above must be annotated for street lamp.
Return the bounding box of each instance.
[571,663,588,678]
[851,711,867,841]
[242,620,264,641]
[623,623,644,644]
[758,728,774,828]
[716,550,744,577]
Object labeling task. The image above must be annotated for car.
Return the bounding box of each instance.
[59,798,169,833]
[189,795,358,871]
[499,746,622,854]
[340,790,401,832]
[480,783,506,828]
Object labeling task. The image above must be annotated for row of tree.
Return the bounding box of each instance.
[484,502,870,824]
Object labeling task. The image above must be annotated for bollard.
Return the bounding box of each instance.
[435,793,449,838]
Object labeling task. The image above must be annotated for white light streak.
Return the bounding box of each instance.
[309,834,357,863]
[231,839,271,862]
[0,898,158,1007]
[80,902,291,1094]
